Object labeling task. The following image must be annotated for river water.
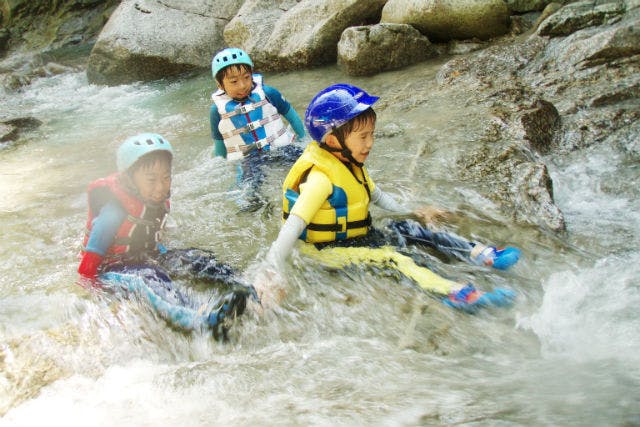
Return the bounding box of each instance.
[0,58,639,426]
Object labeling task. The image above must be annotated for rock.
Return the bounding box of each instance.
[517,99,561,153]
[381,0,511,42]
[614,119,640,160]
[337,23,436,76]
[0,117,42,143]
[504,0,560,13]
[1,0,119,54]
[0,122,17,142]
[446,39,488,55]
[537,0,626,37]
[223,0,300,68]
[511,161,566,231]
[225,0,387,72]
[87,0,243,85]
[0,28,9,57]
[458,142,566,232]
[545,17,640,70]
[528,2,563,33]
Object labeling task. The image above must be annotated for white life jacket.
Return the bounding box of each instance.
[211,74,294,161]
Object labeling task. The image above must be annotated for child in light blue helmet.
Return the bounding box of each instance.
[209,47,307,211]
[78,133,255,339]
[255,84,521,312]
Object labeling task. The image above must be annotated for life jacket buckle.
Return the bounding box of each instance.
[236,104,251,114]
[245,121,260,132]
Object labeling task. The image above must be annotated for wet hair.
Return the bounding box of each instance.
[215,63,253,86]
[129,150,172,175]
[330,107,377,146]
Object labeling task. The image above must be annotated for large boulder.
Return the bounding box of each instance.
[86,0,243,85]
[0,0,118,55]
[224,0,387,72]
[337,23,436,76]
[380,0,511,42]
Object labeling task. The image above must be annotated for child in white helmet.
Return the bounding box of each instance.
[78,133,253,339]
[255,84,521,312]
[210,47,307,211]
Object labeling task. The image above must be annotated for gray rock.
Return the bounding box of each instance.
[0,117,42,143]
[86,0,243,85]
[537,0,626,37]
[545,17,640,69]
[516,99,561,154]
[381,0,511,42]
[504,0,560,13]
[226,0,387,72]
[337,23,435,76]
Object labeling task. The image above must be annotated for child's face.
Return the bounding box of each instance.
[219,66,253,100]
[329,119,375,165]
[131,160,171,205]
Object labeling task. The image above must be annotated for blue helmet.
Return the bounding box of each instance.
[304,83,379,142]
[117,133,173,172]
[211,47,253,79]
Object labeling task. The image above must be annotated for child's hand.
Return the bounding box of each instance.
[252,267,286,311]
[413,206,451,225]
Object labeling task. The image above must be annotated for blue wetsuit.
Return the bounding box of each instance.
[85,201,251,337]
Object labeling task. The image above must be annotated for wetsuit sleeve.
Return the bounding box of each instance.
[84,201,127,255]
[266,214,307,267]
[289,169,334,224]
[209,104,227,158]
[264,85,306,139]
[370,186,410,214]
[79,200,127,277]
[283,108,306,140]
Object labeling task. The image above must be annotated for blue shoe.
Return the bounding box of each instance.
[472,245,521,270]
[443,284,516,312]
[492,247,521,270]
[207,290,248,333]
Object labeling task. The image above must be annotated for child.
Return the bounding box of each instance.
[78,133,253,339]
[209,47,307,211]
[255,84,521,311]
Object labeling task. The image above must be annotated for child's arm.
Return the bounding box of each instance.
[370,186,410,214]
[371,186,451,224]
[264,85,306,139]
[254,170,332,307]
[209,105,227,158]
[78,201,126,278]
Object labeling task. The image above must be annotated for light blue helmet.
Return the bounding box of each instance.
[304,83,379,142]
[116,133,173,172]
[211,47,253,79]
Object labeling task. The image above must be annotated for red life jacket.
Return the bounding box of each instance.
[82,173,169,264]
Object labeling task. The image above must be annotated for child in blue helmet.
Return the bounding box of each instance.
[209,47,307,211]
[255,84,521,312]
[78,133,254,339]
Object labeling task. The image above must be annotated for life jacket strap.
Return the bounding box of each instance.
[221,113,281,139]
[220,99,269,119]
[283,211,371,233]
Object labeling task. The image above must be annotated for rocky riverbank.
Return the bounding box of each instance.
[1,0,638,233]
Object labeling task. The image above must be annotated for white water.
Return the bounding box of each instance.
[1,62,639,426]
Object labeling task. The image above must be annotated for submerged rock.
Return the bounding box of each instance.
[0,117,42,144]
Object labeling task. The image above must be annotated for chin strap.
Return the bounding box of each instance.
[320,141,364,167]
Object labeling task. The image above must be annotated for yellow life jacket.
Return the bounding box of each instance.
[282,141,372,243]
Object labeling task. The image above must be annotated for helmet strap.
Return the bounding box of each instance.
[321,134,364,168]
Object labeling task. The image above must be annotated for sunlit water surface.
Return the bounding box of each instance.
[0,60,639,427]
